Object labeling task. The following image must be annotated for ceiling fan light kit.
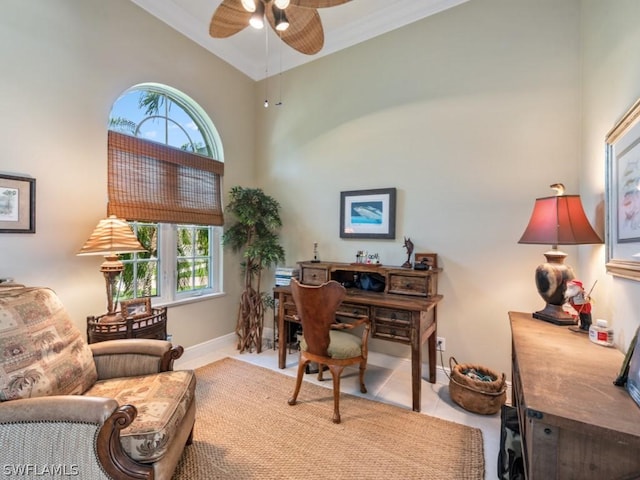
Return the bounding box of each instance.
[210,0,352,55]
[274,6,290,31]
[249,1,265,29]
[241,0,257,12]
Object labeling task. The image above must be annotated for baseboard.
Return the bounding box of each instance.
[173,328,512,401]
[174,327,277,369]
[173,332,236,370]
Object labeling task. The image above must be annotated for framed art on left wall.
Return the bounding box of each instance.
[0,174,36,233]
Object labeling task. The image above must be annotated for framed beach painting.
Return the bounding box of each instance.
[340,188,396,239]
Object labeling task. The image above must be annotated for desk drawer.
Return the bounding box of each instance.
[388,273,431,297]
[372,307,411,341]
[336,302,369,319]
[301,266,329,285]
[281,293,298,322]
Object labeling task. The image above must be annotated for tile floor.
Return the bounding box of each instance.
[177,342,502,479]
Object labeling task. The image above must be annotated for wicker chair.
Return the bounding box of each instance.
[287,278,370,423]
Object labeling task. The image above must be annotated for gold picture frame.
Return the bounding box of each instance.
[605,97,640,281]
[120,297,152,319]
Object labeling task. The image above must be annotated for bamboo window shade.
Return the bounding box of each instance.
[107,131,224,226]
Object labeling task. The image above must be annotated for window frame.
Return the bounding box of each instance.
[109,83,225,306]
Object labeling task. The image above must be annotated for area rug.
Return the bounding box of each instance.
[172,357,484,480]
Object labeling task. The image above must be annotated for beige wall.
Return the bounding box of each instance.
[2,0,638,377]
[0,0,254,348]
[580,0,640,350]
[257,0,583,374]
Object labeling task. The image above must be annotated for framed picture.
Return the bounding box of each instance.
[626,327,640,408]
[120,297,152,319]
[605,97,640,281]
[414,252,438,269]
[0,174,35,233]
[340,188,396,239]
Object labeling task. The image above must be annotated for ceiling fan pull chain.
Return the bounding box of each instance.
[276,30,283,107]
[264,25,269,108]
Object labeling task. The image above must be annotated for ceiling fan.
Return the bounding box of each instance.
[209,0,352,55]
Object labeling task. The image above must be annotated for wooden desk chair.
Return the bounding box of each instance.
[287,278,370,423]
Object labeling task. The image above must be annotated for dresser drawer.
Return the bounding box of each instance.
[301,266,329,285]
[372,307,412,342]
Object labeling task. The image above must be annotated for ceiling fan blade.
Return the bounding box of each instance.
[290,0,352,8]
[209,0,252,38]
[267,5,324,55]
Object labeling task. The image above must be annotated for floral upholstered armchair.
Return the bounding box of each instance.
[0,285,196,480]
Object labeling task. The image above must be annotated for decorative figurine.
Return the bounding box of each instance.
[402,237,414,268]
[312,242,320,263]
[565,279,596,332]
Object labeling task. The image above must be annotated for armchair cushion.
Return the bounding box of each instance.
[0,287,97,401]
[84,369,195,463]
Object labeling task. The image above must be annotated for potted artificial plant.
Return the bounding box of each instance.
[223,186,285,353]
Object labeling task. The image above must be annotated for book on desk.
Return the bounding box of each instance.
[275,266,299,286]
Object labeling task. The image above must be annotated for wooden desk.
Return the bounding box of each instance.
[510,312,640,479]
[275,261,442,412]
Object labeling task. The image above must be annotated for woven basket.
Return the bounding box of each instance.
[448,357,506,415]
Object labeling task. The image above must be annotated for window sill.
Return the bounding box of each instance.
[154,291,227,309]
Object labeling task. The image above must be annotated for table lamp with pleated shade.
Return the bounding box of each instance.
[78,215,146,317]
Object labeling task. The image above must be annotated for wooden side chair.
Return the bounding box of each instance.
[287,278,370,423]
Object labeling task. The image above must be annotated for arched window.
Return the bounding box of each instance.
[108,83,224,303]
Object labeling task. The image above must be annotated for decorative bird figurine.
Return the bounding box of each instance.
[402,237,414,268]
[550,183,565,195]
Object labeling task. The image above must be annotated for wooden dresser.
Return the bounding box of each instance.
[510,311,640,480]
[275,261,442,412]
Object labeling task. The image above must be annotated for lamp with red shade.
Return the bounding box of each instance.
[518,184,603,325]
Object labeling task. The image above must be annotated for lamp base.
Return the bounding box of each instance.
[533,304,577,326]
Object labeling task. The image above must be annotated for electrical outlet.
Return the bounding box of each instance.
[436,336,446,351]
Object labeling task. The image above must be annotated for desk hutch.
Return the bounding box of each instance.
[275,260,442,412]
[510,312,640,479]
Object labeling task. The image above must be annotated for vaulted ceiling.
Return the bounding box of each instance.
[130,0,469,80]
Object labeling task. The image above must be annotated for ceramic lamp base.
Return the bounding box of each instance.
[531,249,577,326]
